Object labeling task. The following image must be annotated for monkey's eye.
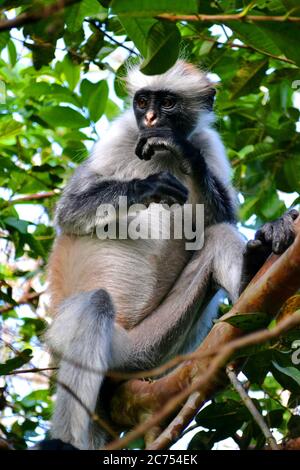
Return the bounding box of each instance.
[137,97,148,109]
[161,97,175,109]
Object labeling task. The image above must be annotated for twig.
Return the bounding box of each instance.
[9,192,58,204]
[0,291,41,314]
[226,365,280,450]
[186,33,295,65]
[47,343,216,380]
[7,366,57,375]
[157,13,300,23]
[85,19,138,55]
[0,0,81,32]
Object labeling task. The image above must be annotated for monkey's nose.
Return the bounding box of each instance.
[144,111,158,127]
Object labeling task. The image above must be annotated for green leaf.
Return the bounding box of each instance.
[229,22,282,58]
[0,120,24,141]
[111,0,198,15]
[259,190,285,220]
[127,437,145,450]
[7,39,17,67]
[62,55,81,91]
[141,21,181,75]
[239,196,260,221]
[66,0,107,32]
[281,0,300,14]
[89,81,109,122]
[4,217,30,234]
[80,79,109,122]
[80,79,97,107]
[257,23,300,66]
[0,31,9,51]
[188,430,216,450]
[83,29,104,60]
[229,60,268,99]
[64,140,88,163]
[27,42,56,70]
[99,0,111,6]
[272,361,300,388]
[0,349,33,375]
[39,106,89,129]
[119,17,155,56]
[195,400,251,440]
[243,351,273,384]
[284,155,300,192]
[105,99,121,120]
[23,81,52,98]
[20,390,50,408]
[267,409,284,428]
[288,415,300,438]
[222,312,271,332]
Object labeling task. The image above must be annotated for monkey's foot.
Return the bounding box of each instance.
[254,209,299,254]
[37,439,79,451]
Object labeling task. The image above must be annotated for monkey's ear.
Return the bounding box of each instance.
[205,87,216,111]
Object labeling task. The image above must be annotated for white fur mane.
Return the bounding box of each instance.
[126,60,214,98]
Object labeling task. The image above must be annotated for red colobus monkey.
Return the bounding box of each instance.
[43,61,298,450]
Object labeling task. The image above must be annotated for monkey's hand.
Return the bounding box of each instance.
[253,208,299,254]
[135,129,196,165]
[132,171,188,206]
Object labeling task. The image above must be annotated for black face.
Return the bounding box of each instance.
[133,89,193,137]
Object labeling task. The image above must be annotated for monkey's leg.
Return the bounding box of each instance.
[45,289,116,450]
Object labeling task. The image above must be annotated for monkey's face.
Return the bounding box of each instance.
[133,89,196,138]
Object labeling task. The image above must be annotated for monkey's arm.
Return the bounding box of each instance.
[55,165,188,235]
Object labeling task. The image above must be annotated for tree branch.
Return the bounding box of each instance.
[105,311,300,450]
[0,0,81,32]
[0,291,41,314]
[7,366,57,375]
[186,33,295,65]
[85,19,138,56]
[157,13,300,23]
[226,365,279,450]
[9,191,58,204]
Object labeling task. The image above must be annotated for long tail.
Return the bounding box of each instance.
[46,289,115,450]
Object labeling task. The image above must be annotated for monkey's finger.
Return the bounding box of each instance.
[272,219,295,254]
[255,223,273,245]
[159,180,189,201]
[157,171,189,196]
[141,140,168,160]
[244,239,270,259]
[155,183,189,205]
[144,172,189,202]
[135,138,148,159]
[246,239,263,251]
[179,159,192,175]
